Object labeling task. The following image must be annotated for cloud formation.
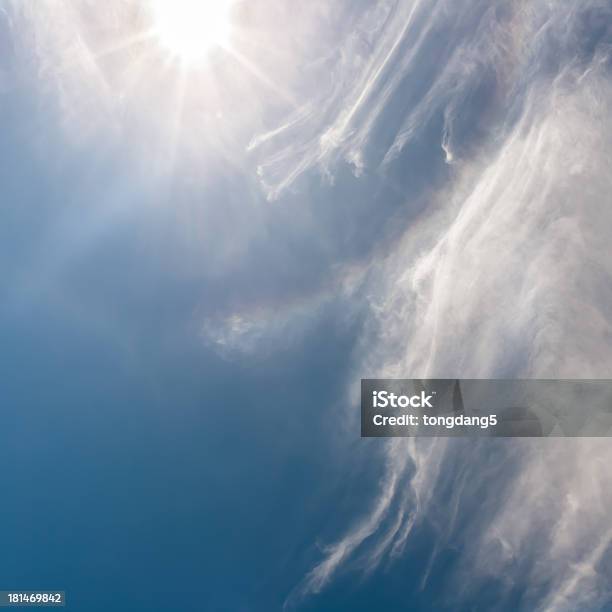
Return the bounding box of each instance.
[278,1,612,609]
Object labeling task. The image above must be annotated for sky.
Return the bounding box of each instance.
[1,1,612,610]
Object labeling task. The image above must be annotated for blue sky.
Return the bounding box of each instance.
[2,1,612,611]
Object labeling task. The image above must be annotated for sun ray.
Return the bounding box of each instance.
[224,47,297,108]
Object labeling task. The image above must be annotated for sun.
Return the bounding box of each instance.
[151,0,234,61]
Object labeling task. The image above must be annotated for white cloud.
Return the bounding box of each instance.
[287,1,612,609]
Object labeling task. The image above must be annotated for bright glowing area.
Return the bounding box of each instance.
[151,0,233,60]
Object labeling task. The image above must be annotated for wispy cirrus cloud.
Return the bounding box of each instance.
[276,1,612,609]
[248,0,524,199]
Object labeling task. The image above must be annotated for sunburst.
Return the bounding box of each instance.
[151,0,234,62]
